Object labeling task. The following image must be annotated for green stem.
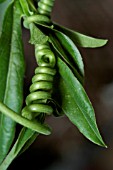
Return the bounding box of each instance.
[0,102,51,135]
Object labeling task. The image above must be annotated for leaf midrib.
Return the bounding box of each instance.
[3,16,14,107]
[58,58,103,144]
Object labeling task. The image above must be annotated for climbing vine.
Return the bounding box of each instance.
[0,0,107,169]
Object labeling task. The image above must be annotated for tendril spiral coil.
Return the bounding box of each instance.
[22,43,56,121]
[38,0,55,16]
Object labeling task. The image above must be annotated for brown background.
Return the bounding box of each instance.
[9,0,113,169]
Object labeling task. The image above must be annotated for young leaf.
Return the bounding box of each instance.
[54,23,108,48]
[53,57,106,147]
[29,23,49,44]
[0,0,25,163]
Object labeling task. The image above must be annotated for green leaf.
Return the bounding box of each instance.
[32,22,84,81]
[30,23,84,84]
[0,0,12,35]
[0,128,38,170]
[49,35,84,84]
[19,131,38,155]
[0,0,7,4]
[54,23,108,48]
[53,57,106,147]
[19,0,33,16]
[29,23,49,44]
[26,0,37,13]
[54,31,84,77]
[0,0,25,163]
[0,2,12,103]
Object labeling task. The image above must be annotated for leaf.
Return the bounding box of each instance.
[53,57,106,147]
[49,36,84,84]
[26,0,37,13]
[54,23,108,48]
[0,128,38,170]
[0,0,7,4]
[19,131,38,155]
[53,31,84,77]
[0,0,25,163]
[0,100,50,169]
[0,0,12,35]
[33,23,84,84]
[0,2,12,103]
[19,0,33,16]
[29,23,49,44]
[29,21,107,49]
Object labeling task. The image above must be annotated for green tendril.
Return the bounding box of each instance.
[0,102,51,135]
[0,0,56,135]
[22,43,56,122]
[38,0,55,16]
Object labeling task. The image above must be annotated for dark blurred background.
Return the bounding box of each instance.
[9,0,113,169]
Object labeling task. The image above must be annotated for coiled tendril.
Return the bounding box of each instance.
[21,0,56,132]
[38,0,55,17]
[22,44,56,121]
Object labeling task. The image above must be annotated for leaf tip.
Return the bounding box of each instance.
[104,145,108,148]
[42,124,52,135]
[100,141,108,148]
[99,39,108,47]
[83,38,108,48]
[95,138,107,148]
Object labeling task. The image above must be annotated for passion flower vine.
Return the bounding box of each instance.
[0,0,107,169]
